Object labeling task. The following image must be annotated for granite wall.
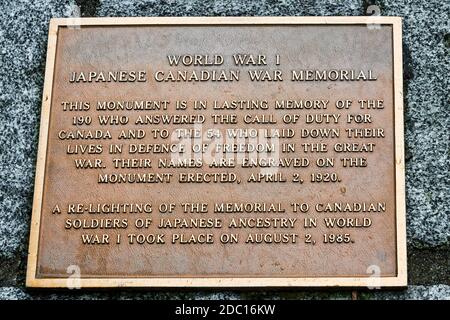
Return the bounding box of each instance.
[0,0,448,300]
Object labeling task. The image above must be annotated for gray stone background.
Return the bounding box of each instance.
[0,0,448,300]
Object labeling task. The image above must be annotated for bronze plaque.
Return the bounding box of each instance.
[27,17,406,288]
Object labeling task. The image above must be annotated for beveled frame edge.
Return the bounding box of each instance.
[26,16,407,289]
[26,19,59,288]
[392,18,407,288]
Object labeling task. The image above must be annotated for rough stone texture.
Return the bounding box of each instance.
[360,284,450,300]
[380,1,450,248]
[0,0,73,279]
[0,0,448,299]
[407,247,449,285]
[97,0,363,17]
[1,285,449,300]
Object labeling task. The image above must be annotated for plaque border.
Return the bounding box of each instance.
[26,16,407,288]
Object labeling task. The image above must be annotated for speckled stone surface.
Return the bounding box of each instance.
[0,0,448,299]
[381,0,450,248]
[0,285,449,300]
[360,284,450,300]
[0,0,73,276]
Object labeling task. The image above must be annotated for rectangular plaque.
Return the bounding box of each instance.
[27,17,406,288]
